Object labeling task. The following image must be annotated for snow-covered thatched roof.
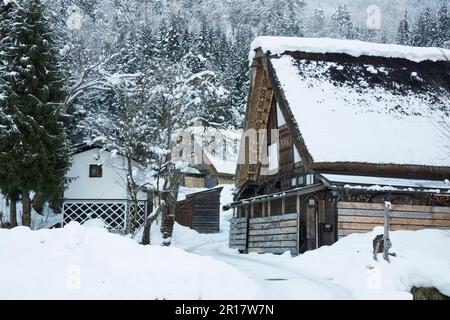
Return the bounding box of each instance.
[251,37,450,171]
[251,36,450,63]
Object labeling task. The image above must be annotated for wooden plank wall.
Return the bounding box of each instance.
[247,213,298,255]
[192,189,221,234]
[175,199,193,230]
[230,217,248,252]
[176,188,222,234]
[337,202,450,239]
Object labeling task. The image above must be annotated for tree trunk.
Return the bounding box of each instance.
[141,203,163,245]
[161,192,176,245]
[9,193,18,228]
[22,191,31,227]
[160,168,181,246]
[131,197,139,233]
[32,192,45,215]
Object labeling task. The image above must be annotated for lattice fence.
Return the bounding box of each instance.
[127,202,147,231]
[63,200,147,232]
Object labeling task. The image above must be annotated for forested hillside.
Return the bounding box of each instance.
[44,0,450,137]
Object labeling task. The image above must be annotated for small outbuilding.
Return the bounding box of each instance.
[63,143,149,232]
[176,187,223,234]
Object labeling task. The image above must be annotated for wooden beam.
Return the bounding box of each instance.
[282,198,286,215]
[262,201,266,217]
[268,199,271,217]
[227,184,325,208]
[251,204,255,218]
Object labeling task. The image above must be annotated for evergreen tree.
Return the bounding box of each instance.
[0,0,21,227]
[0,0,70,227]
[330,5,354,39]
[413,7,439,47]
[397,11,411,45]
[437,3,450,47]
[309,7,326,37]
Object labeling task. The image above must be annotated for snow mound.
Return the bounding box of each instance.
[0,222,257,299]
[250,36,450,63]
[82,218,107,229]
[284,228,450,299]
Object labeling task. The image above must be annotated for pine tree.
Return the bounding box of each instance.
[437,3,450,47]
[0,0,21,227]
[0,0,70,227]
[310,7,326,37]
[413,7,439,47]
[397,11,411,45]
[330,5,354,39]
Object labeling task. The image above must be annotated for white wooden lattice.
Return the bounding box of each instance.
[63,200,147,232]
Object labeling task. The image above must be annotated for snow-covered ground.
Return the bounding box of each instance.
[1,185,449,299]
[179,225,450,300]
[0,222,257,300]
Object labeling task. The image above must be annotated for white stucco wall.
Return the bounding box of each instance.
[64,148,147,200]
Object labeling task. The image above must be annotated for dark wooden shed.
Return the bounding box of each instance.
[176,187,223,233]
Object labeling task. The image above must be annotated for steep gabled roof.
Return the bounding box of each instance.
[248,37,450,178]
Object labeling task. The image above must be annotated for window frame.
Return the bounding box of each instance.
[89,164,103,178]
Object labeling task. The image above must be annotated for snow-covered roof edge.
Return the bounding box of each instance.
[250,36,450,64]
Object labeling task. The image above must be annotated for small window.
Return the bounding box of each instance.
[291,177,297,187]
[223,140,227,160]
[298,175,305,186]
[306,174,314,185]
[268,143,278,171]
[89,164,102,178]
[293,146,301,163]
[276,103,286,127]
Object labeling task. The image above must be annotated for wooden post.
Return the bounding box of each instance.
[268,199,271,217]
[251,204,255,218]
[282,197,286,215]
[245,206,249,219]
[262,201,266,217]
[384,201,392,262]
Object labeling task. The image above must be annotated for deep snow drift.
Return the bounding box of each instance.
[1,184,449,300]
[0,222,257,300]
[179,223,450,299]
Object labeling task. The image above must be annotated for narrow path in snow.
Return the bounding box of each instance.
[185,239,354,300]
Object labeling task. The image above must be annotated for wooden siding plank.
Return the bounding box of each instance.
[248,240,298,248]
[248,234,298,242]
[229,240,247,245]
[337,222,446,231]
[230,228,248,235]
[250,213,298,224]
[249,220,297,230]
[231,234,248,240]
[432,213,450,220]
[338,217,450,228]
[230,217,248,223]
[338,208,432,219]
[248,227,298,236]
[337,202,450,214]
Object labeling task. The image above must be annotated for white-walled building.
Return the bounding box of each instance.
[63,143,148,232]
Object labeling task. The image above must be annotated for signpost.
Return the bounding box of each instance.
[383,201,392,262]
